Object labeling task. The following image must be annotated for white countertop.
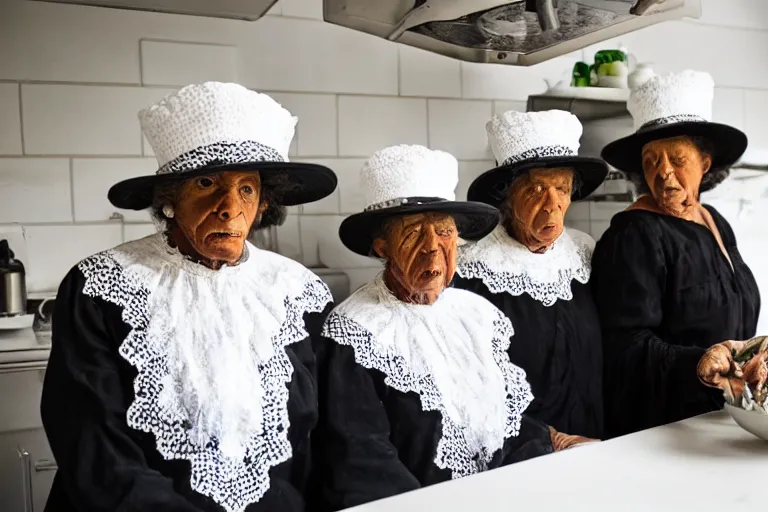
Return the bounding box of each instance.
[0,327,51,368]
[348,411,768,512]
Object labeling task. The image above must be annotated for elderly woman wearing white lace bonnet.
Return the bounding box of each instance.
[314,144,597,511]
[40,83,338,512]
[454,110,609,441]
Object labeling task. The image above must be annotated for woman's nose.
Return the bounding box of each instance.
[421,229,439,253]
[215,188,242,221]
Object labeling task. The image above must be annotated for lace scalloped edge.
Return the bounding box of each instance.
[77,250,333,512]
[457,246,592,307]
[321,309,532,479]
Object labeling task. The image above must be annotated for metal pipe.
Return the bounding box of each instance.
[535,0,559,31]
[18,448,34,512]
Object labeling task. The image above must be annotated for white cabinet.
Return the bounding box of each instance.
[0,367,56,512]
[0,428,56,512]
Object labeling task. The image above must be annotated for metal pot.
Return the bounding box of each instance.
[0,239,27,317]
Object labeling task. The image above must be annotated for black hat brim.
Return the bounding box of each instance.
[466,156,609,208]
[339,201,500,257]
[108,161,338,210]
[601,121,748,177]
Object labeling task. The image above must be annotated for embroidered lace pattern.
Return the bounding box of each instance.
[77,234,332,512]
[322,278,533,479]
[457,225,595,307]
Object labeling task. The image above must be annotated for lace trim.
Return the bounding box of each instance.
[457,226,594,307]
[78,250,332,512]
[322,308,532,479]
[158,140,285,175]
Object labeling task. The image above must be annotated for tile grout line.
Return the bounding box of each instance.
[17,83,26,155]
[335,94,341,157]
[69,159,76,223]
[425,98,431,147]
[297,215,305,265]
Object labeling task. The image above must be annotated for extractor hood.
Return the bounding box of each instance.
[30,0,700,66]
[323,0,701,65]
[27,0,279,20]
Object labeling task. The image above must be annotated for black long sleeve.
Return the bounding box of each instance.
[41,267,203,512]
[591,208,759,438]
[315,340,421,511]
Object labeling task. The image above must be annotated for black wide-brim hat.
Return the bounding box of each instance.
[111,82,338,210]
[601,120,748,182]
[339,197,500,257]
[466,155,609,207]
[108,152,337,210]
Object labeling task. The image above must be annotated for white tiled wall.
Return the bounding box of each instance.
[0,0,767,293]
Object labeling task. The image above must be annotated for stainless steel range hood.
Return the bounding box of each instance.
[323,0,701,65]
[27,0,278,20]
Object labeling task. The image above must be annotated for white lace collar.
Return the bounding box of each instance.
[457,225,595,307]
[322,274,533,479]
[77,233,332,512]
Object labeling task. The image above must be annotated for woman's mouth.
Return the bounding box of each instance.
[541,224,557,233]
[206,232,242,241]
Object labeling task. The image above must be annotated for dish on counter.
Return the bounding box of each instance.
[0,313,34,330]
[718,336,768,441]
[724,403,768,441]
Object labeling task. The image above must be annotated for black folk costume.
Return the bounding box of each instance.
[455,110,608,439]
[594,70,760,438]
[41,82,338,512]
[315,145,555,512]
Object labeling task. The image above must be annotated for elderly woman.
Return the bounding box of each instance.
[593,70,761,438]
[454,110,609,439]
[40,83,338,512]
[316,145,596,511]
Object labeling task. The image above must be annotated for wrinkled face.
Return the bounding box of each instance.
[641,136,711,218]
[503,167,574,253]
[170,171,267,268]
[373,213,458,305]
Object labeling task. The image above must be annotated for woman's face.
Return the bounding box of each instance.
[170,171,266,268]
[641,136,712,217]
[503,167,574,253]
[373,213,458,305]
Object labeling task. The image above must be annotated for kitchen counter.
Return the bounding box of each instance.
[348,411,768,512]
[0,328,50,371]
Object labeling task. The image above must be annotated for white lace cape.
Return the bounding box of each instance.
[456,225,595,307]
[76,233,333,512]
[321,274,533,479]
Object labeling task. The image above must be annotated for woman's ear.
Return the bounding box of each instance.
[258,200,270,215]
[372,238,388,259]
[701,154,712,175]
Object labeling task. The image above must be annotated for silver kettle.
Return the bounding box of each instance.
[0,239,27,317]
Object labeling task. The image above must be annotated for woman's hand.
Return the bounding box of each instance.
[697,340,746,401]
[548,427,600,451]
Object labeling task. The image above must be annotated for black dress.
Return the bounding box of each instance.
[40,234,334,512]
[315,275,554,512]
[454,226,603,439]
[591,205,761,438]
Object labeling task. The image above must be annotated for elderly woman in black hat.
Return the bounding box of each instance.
[315,144,596,511]
[592,70,761,438]
[40,82,338,512]
[454,110,609,440]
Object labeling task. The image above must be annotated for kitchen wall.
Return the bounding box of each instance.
[1,0,767,294]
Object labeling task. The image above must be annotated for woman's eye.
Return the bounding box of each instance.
[241,185,254,195]
[198,177,214,188]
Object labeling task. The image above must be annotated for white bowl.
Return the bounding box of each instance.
[596,75,628,89]
[724,402,768,441]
